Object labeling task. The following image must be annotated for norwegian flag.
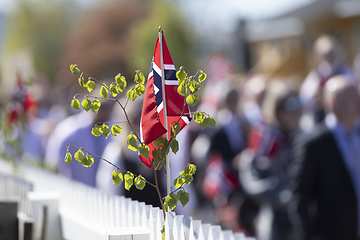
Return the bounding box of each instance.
[139,32,191,168]
[8,76,36,124]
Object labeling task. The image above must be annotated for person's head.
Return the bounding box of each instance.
[324,75,360,128]
[242,75,266,106]
[224,89,240,114]
[314,35,343,73]
[262,81,302,134]
[93,100,115,124]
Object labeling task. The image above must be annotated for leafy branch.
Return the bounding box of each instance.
[65,145,156,188]
[67,64,215,219]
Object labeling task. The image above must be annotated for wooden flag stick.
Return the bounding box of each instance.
[159,26,171,196]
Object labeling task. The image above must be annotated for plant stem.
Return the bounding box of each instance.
[152,165,166,219]
[67,145,157,188]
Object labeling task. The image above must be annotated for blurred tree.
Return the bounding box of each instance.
[128,0,197,75]
[59,0,196,86]
[2,0,76,83]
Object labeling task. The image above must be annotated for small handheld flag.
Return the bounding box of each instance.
[139,29,191,169]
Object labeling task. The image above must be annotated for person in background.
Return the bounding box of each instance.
[241,75,266,126]
[299,35,356,132]
[290,75,360,240]
[238,80,302,240]
[201,87,250,232]
[45,100,114,187]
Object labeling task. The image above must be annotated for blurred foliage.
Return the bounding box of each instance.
[128,0,197,75]
[2,0,76,83]
[59,0,197,86]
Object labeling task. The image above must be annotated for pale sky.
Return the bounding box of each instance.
[175,0,315,34]
[0,0,315,27]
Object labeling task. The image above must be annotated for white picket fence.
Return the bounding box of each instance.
[0,160,254,240]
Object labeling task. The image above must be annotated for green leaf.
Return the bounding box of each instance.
[198,71,207,83]
[158,146,169,159]
[115,74,127,92]
[112,171,123,186]
[199,116,216,129]
[101,124,110,137]
[134,175,146,190]
[152,149,160,160]
[71,98,80,110]
[70,64,80,75]
[179,164,197,177]
[139,143,150,159]
[91,125,102,137]
[174,176,186,188]
[135,84,145,96]
[109,84,118,97]
[127,134,138,151]
[189,79,200,93]
[78,76,86,87]
[207,116,216,127]
[175,123,180,135]
[65,151,72,163]
[127,89,137,101]
[193,111,204,123]
[134,71,145,84]
[176,67,186,85]
[82,155,94,168]
[161,226,165,240]
[186,94,200,106]
[111,124,122,136]
[177,190,190,207]
[184,175,193,185]
[152,151,162,170]
[100,85,108,98]
[124,172,134,191]
[81,98,92,111]
[171,124,177,139]
[91,100,101,113]
[177,83,187,97]
[154,137,166,148]
[169,139,179,154]
[186,164,197,175]
[74,149,85,163]
[164,194,177,211]
[86,80,96,93]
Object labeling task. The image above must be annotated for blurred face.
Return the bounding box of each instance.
[335,86,360,127]
[278,94,302,134]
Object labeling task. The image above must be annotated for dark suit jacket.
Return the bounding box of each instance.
[290,124,358,240]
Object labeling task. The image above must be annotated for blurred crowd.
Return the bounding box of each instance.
[4,34,360,240]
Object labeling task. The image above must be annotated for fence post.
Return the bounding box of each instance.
[233,232,247,240]
[114,196,122,227]
[221,230,234,240]
[172,214,183,240]
[198,223,211,240]
[0,198,18,240]
[189,220,201,240]
[165,211,175,240]
[121,198,130,227]
[155,208,165,240]
[107,226,150,240]
[180,216,192,240]
[208,225,221,240]
[27,191,62,240]
[141,204,151,228]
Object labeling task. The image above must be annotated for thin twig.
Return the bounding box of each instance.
[152,164,166,219]
[67,145,156,188]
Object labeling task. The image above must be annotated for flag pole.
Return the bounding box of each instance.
[159,26,171,196]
